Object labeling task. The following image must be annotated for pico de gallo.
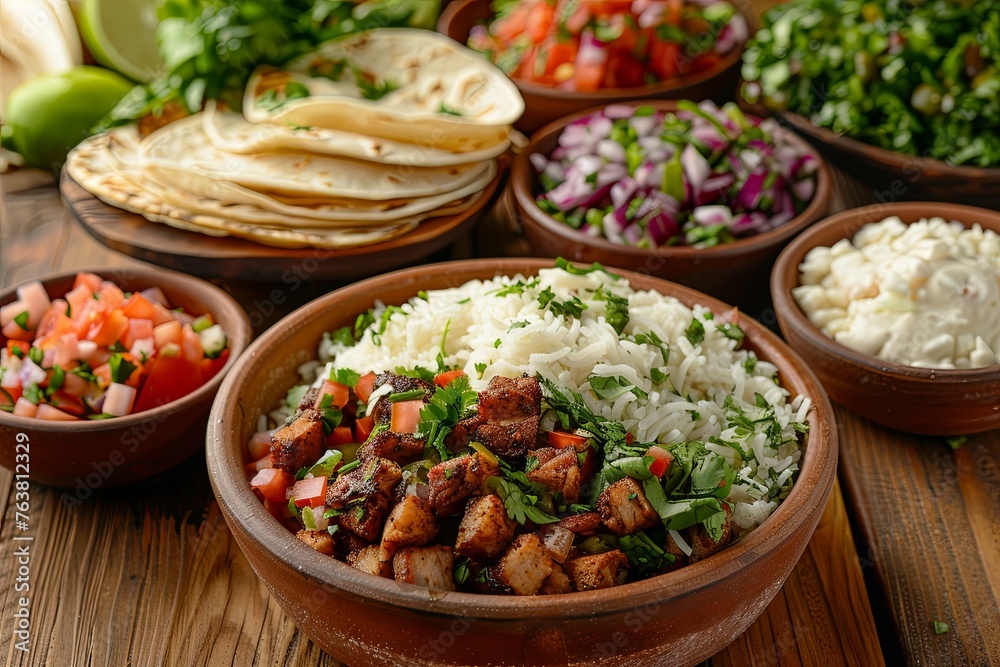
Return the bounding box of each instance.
[0,272,229,420]
[468,0,749,91]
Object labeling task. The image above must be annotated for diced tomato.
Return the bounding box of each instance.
[1,320,33,341]
[690,51,721,74]
[245,453,273,475]
[564,5,591,34]
[122,318,155,350]
[546,40,577,73]
[153,320,183,350]
[96,282,126,310]
[251,468,294,503]
[47,391,86,417]
[65,286,92,323]
[665,0,682,25]
[92,363,112,388]
[354,416,375,443]
[53,333,80,367]
[12,398,37,418]
[247,429,275,460]
[390,399,424,434]
[288,476,327,509]
[61,370,90,397]
[121,293,157,320]
[434,369,466,388]
[73,272,103,293]
[176,325,201,365]
[5,340,29,357]
[132,354,204,412]
[646,445,674,478]
[573,42,608,92]
[354,371,376,404]
[35,403,81,421]
[199,348,229,384]
[491,2,531,43]
[35,311,77,349]
[150,304,176,327]
[86,308,129,346]
[625,432,634,444]
[548,431,589,448]
[328,426,355,446]
[315,379,350,410]
[0,383,19,409]
[607,51,647,87]
[649,40,682,81]
[526,0,555,43]
[579,446,600,481]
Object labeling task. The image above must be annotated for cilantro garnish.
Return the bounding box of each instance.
[416,374,478,461]
[684,317,705,345]
[13,311,29,331]
[109,354,137,384]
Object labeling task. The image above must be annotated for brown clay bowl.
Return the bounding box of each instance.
[772,202,1000,435]
[438,0,757,133]
[764,108,1000,210]
[0,267,251,488]
[207,258,837,667]
[510,101,832,310]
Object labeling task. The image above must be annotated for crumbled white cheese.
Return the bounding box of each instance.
[793,216,1000,369]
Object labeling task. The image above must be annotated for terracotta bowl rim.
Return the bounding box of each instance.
[774,109,1000,178]
[771,200,1000,382]
[437,0,756,102]
[510,100,833,261]
[207,257,837,619]
[0,266,251,432]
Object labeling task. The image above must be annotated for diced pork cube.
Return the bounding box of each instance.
[295,529,335,556]
[597,477,659,536]
[558,512,602,535]
[338,493,392,542]
[475,416,540,459]
[540,562,573,595]
[527,447,582,503]
[380,496,439,564]
[326,457,402,507]
[455,494,516,562]
[270,409,325,473]
[427,453,499,517]
[564,550,629,591]
[347,545,386,577]
[357,429,425,464]
[476,376,541,422]
[393,545,455,591]
[489,534,553,596]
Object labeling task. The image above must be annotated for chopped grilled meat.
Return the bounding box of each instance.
[332,528,369,560]
[558,512,602,535]
[427,453,499,517]
[527,447,582,503]
[564,550,629,591]
[347,545,387,577]
[270,409,326,474]
[357,429,425,464]
[475,416,540,459]
[296,386,320,413]
[327,457,402,507]
[338,493,392,542]
[471,376,542,460]
[393,545,455,591]
[445,413,483,452]
[597,477,660,536]
[540,562,573,595]
[380,496,439,566]
[689,504,733,563]
[295,529,335,556]
[455,494,516,562]
[489,534,553,596]
[476,376,541,422]
[370,372,432,424]
[661,531,689,573]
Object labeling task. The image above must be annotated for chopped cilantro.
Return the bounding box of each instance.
[933,621,950,635]
[109,354,137,384]
[13,311,30,331]
[684,317,705,345]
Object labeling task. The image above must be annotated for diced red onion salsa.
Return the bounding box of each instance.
[531,101,818,248]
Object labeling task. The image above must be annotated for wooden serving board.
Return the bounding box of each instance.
[59,168,505,283]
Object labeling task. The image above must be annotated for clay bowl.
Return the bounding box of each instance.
[438,0,757,133]
[772,202,1000,435]
[511,101,832,310]
[0,267,251,488]
[207,258,837,667]
[770,111,1000,210]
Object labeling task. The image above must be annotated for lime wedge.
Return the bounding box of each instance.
[79,0,163,83]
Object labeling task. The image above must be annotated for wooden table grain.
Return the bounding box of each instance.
[0,174,889,666]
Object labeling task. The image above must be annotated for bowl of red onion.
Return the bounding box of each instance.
[511,100,831,308]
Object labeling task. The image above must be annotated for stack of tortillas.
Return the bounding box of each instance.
[65,29,524,249]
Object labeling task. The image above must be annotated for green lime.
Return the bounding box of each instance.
[79,0,163,82]
[5,66,133,170]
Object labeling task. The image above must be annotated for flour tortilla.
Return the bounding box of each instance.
[145,157,496,223]
[204,101,509,166]
[65,128,422,249]
[140,114,492,199]
[243,29,524,152]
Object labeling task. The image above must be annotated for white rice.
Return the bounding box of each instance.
[293,267,809,533]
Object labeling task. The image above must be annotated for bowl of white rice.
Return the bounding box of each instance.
[208,258,837,667]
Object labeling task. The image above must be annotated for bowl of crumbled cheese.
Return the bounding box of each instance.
[771,202,1000,435]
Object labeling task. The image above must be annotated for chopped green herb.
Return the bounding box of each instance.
[330,367,360,387]
[945,436,967,450]
[438,103,463,116]
[933,621,950,635]
[388,389,426,403]
[716,322,745,344]
[10,345,23,359]
[684,318,706,345]
[475,362,487,379]
[13,311,30,331]
[109,354,138,384]
[28,347,43,365]
[45,365,65,396]
[23,384,43,405]
[330,326,355,347]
